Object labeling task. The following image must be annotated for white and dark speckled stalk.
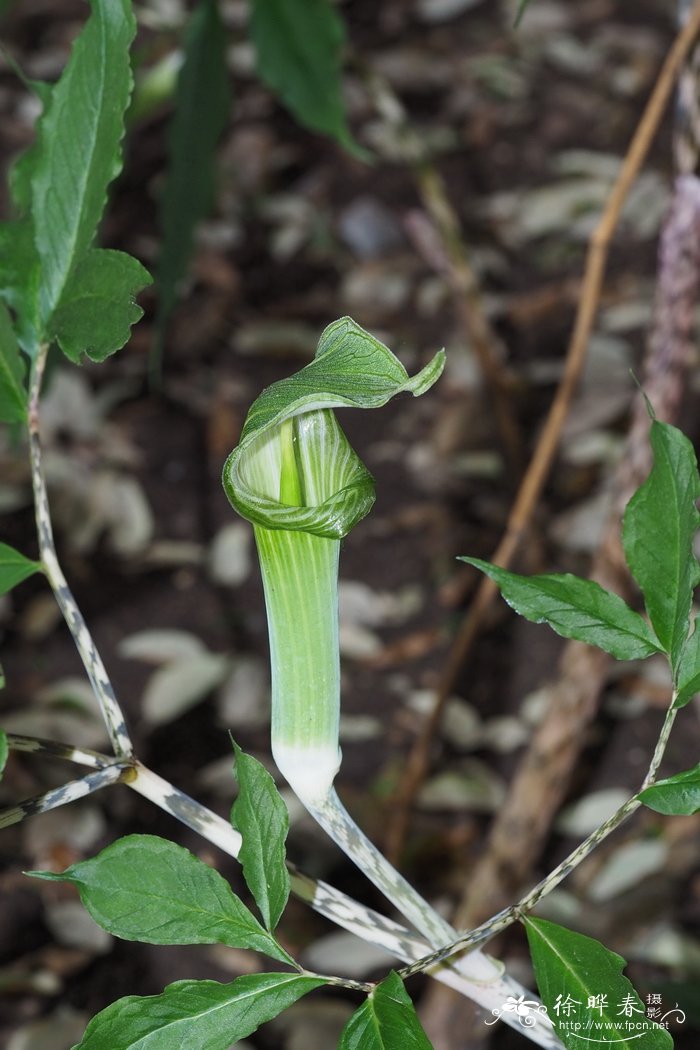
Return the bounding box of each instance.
[28,345,133,757]
[1,734,563,1044]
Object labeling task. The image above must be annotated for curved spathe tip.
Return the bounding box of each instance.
[223,317,444,539]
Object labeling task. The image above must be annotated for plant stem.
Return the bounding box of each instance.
[28,344,133,757]
[0,763,130,829]
[301,969,373,994]
[641,698,679,787]
[6,733,115,768]
[307,788,561,1047]
[398,699,681,980]
[0,737,562,1045]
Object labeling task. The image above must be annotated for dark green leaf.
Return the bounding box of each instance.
[622,420,700,671]
[674,615,700,708]
[30,0,136,329]
[514,0,531,27]
[72,972,324,1050]
[0,221,41,355]
[0,303,26,422]
[338,972,432,1050]
[249,0,361,155]
[0,729,8,780]
[524,917,672,1050]
[155,0,230,352]
[639,763,700,815]
[49,249,152,363]
[231,742,290,931]
[28,834,291,964]
[0,543,42,594]
[461,559,662,660]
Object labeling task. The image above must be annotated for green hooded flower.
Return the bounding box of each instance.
[223,316,444,800]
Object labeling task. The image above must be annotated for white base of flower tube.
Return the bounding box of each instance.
[273,743,341,804]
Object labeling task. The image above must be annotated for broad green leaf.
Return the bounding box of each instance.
[622,420,700,671]
[28,834,291,964]
[231,742,290,931]
[461,559,663,660]
[0,303,26,422]
[338,972,432,1050]
[524,917,672,1050]
[0,729,8,780]
[638,763,700,815]
[674,615,700,708]
[223,317,444,538]
[249,0,361,155]
[48,249,152,363]
[0,543,42,594]
[72,972,324,1050]
[155,0,230,354]
[0,221,41,355]
[30,0,137,329]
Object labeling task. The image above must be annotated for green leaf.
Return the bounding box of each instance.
[461,559,663,660]
[338,972,432,1050]
[72,972,324,1050]
[231,742,290,931]
[0,221,41,355]
[249,0,361,156]
[48,249,152,363]
[28,834,291,964]
[155,0,230,351]
[0,303,27,422]
[524,916,672,1050]
[224,317,444,539]
[30,0,137,329]
[514,0,531,27]
[622,419,700,671]
[674,615,700,708]
[638,763,700,815]
[0,543,42,594]
[0,729,8,781]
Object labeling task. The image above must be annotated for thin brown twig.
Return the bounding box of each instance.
[410,165,524,474]
[385,1,700,865]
